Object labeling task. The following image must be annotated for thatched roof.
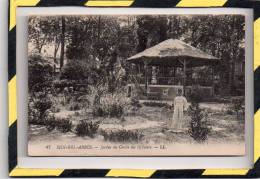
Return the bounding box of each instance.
[127,39,220,67]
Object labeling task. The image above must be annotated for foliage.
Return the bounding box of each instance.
[28,92,53,125]
[44,116,72,133]
[28,15,245,97]
[28,16,65,66]
[33,92,52,117]
[229,97,245,120]
[188,85,203,103]
[129,95,142,114]
[68,102,81,111]
[44,114,56,131]
[188,92,211,143]
[28,54,54,92]
[101,129,143,142]
[75,120,100,137]
[28,103,43,125]
[143,101,170,108]
[136,15,168,52]
[86,85,130,118]
[60,61,90,80]
[55,118,73,133]
[92,92,130,117]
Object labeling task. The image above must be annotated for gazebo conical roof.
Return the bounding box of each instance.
[127,39,220,67]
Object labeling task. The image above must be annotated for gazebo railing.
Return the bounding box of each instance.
[156,77,183,85]
[129,75,212,86]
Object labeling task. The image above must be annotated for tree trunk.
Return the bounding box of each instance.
[60,17,65,69]
[53,36,60,63]
[228,60,234,95]
[54,47,58,63]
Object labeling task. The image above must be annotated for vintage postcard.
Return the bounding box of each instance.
[27,14,245,156]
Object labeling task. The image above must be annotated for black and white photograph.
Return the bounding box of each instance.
[27,13,246,156]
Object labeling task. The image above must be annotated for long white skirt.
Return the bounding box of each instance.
[171,105,184,131]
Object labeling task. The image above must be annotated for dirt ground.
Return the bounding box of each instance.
[28,103,245,145]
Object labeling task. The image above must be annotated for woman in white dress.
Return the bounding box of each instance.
[171,89,188,132]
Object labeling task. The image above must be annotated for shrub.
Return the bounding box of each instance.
[44,116,72,133]
[229,97,245,120]
[28,93,52,125]
[60,61,90,81]
[74,111,80,116]
[50,106,61,113]
[189,87,203,103]
[68,102,81,111]
[44,114,56,131]
[28,53,53,93]
[101,129,143,143]
[130,96,142,108]
[127,96,142,115]
[33,92,52,118]
[28,107,43,125]
[75,120,100,137]
[143,101,170,108]
[92,92,130,118]
[188,101,211,143]
[56,118,73,133]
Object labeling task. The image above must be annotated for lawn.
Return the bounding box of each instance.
[28,101,244,149]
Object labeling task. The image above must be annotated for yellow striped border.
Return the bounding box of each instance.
[9,0,40,31]
[106,169,155,178]
[85,0,134,6]
[202,169,249,176]
[176,0,227,7]
[9,167,64,177]
[8,0,260,177]
[8,75,17,127]
[254,18,260,70]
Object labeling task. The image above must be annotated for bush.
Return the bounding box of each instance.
[127,96,142,115]
[188,101,211,143]
[28,53,53,92]
[28,92,52,125]
[75,120,100,137]
[60,61,90,81]
[92,92,130,118]
[28,107,43,125]
[101,129,143,143]
[33,92,52,117]
[56,118,73,133]
[188,87,203,104]
[68,102,81,111]
[44,114,56,131]
[130,96,142,108]
[44,117,72,133]
[229,97,245,120]
[143,101,170,108]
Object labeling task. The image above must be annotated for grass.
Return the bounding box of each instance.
[45,117,72,133]
[101,129,144,143]
[75,120,100,137]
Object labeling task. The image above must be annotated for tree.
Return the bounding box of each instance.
[28,54,54,93]
[185,15,245,95]
[60,17,66,69]
[28,17,51,53]
[136,16,169,52]
[188,89,211,143]
[28,16,67,66]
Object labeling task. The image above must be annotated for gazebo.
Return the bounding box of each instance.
[127,39,220,100]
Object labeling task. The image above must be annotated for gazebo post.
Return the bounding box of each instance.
[183,59,187,95]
